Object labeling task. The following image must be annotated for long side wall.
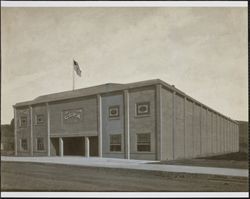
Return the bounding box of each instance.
[161,86,239,160]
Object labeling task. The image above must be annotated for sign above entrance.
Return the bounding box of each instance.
[63,109,83,123]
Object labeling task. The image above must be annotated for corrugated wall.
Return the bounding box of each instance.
[193,103,201,157]
[161,88,174,160]
[185,99,193,158]
[206,110,213,154]
[201,107,207,156]
[212,112,217,154]
[174,94,185,159]
[160,87,239,160]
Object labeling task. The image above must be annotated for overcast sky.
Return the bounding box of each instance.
[1,7,248,124]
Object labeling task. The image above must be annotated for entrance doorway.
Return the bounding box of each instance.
[63,137,85,156]
[50,136,99,157]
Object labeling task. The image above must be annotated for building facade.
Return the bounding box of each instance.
[13,79,239,160]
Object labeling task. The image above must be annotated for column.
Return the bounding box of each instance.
[14,108,18,156]
[85,136,90,157]
[184,97,187,158]
[156,84,162,160]
[172,91,176,159]
[59,137,63,157]
[124,90,130,159]
[97,95,102,157]
[30,106,33,156]
[46,103,51,156]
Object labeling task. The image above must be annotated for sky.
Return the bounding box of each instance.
[1,7,248,124]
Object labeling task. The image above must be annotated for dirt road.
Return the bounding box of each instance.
[1,161,248,192]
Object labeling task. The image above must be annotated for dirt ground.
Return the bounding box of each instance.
[154,152,248,169]
[1,161,248,192]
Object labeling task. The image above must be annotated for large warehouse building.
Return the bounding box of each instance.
[13,79,239,160]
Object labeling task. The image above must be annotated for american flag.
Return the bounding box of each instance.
[73,59,82,77]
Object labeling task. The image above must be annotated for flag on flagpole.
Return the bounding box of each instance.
[73,59,82,77]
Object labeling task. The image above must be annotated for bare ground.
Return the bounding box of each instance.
[1,161,248,192]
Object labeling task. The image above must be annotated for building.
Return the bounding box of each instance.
[13,79,239,160]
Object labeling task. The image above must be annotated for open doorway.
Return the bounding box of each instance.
[63,137,85,156]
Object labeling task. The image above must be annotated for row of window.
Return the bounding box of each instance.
[109,102,150,119]
[110,133,151,152]
[19,133,151,152]
[19,114,45,127]
[18,102,151,127]
[20,138,45,151]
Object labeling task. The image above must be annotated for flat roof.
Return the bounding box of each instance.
[13,79,238,124]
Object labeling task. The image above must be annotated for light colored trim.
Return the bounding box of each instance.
[14,108,17,156]
[46,103,51,156]
[192,101,195,157]
[172,91,176,159]
[85,136,90,157]
[97,94,102,157]
[59,137,63,157]
[184,97,186,158]
[30,106,33,156]
[124,90,130,159]
[200,106,203,155]
[156,84,162,160]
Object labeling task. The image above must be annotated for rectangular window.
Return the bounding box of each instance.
[19,116,27,127]
[136,102,150,116]
[20,139,28,151]
[36,114,45,125]
[36,137,45,151]
[109,106,120,119]
[137,133,151,152]
[110,134,121,152]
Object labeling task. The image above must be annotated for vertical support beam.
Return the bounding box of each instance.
[203,108,209,155]
[59,137,63,157]
[184,97,187,158]
[14,107,18,156]
[124,90,130,159]
[97,94,102,157]
[200,106,203,156]
[29,106,33,156]
[237,124,239,152]
[46,103,51,156]
[172,91,176,159]
[85,136,90,157]
[192,102,195,157]
[156,84,162,160]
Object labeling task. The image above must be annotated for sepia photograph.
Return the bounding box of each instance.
[1,1,248,198]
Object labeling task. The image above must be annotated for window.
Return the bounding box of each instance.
[136,102,150,116]
[36,114,45,125]
[19,116,27,127]
[137,133,151,152]
[20,139,28,151]
[110,134,121,152]
[109,106,120,119]
[36,137,45,151]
